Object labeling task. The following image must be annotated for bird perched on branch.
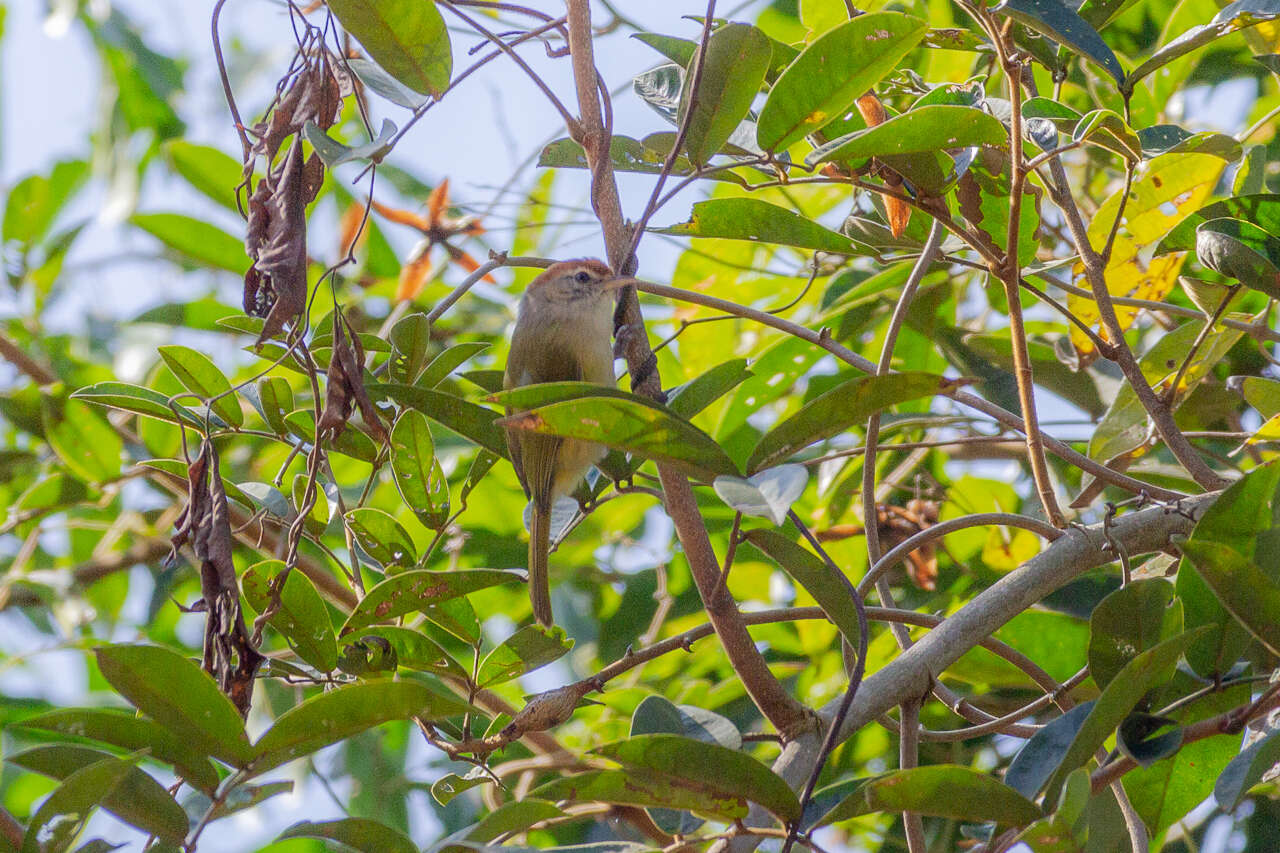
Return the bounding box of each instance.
[503,259,624,626]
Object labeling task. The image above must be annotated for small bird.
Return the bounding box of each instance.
[503,259,622,626]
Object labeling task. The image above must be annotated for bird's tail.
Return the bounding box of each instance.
[529,503,553,627]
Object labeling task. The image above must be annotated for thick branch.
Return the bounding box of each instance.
[563,0,808,737]
[716,493,1217,852]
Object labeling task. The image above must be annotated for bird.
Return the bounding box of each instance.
[503,259,622,626]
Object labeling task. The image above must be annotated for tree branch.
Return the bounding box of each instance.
[715,492,1218,852]
[563,0,809,738]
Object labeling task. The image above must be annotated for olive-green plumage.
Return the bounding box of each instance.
[503,259,619,627]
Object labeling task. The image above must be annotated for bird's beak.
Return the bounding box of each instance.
[601,275,640,293]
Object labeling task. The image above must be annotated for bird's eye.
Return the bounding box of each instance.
[574,270,592,284]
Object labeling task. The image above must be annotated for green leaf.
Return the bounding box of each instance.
[325,0,452,96]
[964,334,1106,417]
[346,57,429,110]
[818,765,1042,827]
[756,12,927,152]
[340,569,522,634]
[242,560,338,672]
[41,399,123,485]
[71,381,203,428]
[346,507,418,572]
[377,382,508,459]
[390,410,449,529]
[131,213,245,274]
[631,696,741,749]
[995,0,1124,84]
[713,465,808,525]
[496,386,739,480]
[632,31,696,66]
[1215,728,1280,810]
[284,409,379,463]
[1042,628,1208,803]
[476,624,573,687]
[1126,0,1280,89]
[157,344,243,428]
[1073,109,1142,161]
[1137,125,1242,161]
[679,24,771,166]
[448,799,566,846]
[164,141,242,211]
[654,198,854,254]
[421,342,490,388]
[807,105,1008,167]
[137,459,254,510]
[279,817,417,853]
[388,313,431,384]
[11,708,220,794]
[745,528,863,653]
[666,359,752,420]
[538,136,748,186]
[1196,218,1280,299]
[3,159,88,249]
[304,119,396,168]
[93,644,253,767]
[1157,193,1280,256]
[1088,578,1181,689]
[8,745,188,845]
[339,626,466,679]
[747,372,947,472]
[1179,540,1280,657]
[20,753,136,853]
[1005,701,1095,798]
[1116,712,1183,767]
[595,734,801,821]
[530,768,748,821]
[1077,0,1145,29]
[431,767,492,806]
[257,376,293,436]
[250,680,469,774]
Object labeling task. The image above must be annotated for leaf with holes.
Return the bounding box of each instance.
[242,560,338,672]
[340,569,521,634]
[346,507,417,572]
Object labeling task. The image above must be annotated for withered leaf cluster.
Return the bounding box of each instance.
[318,314,387,443]
[169,441,264,716]
[243,48,343,344]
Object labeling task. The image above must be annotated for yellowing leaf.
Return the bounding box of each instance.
[1068,153,1225,355]
[981,525,1042,572]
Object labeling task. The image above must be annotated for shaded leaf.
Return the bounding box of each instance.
[1157,193,1280,256]
[1042,628,1208,802]
[996,0,1124,83]
[279,817,416,853]
[818,765,1042,827]
[1005,701,1096,798]
[1215,728,1280,809]
[1116,712,1183,767]
[1196,218,1280,299]
[377,382,508,459]
[346,57,428,109]
[1180,540,1280,657]
[1088,578,1181,689]
[94,644,252,767]
[8,746,187,845]
[595,734,801,821]
[11,708,219,794]
[745,528,863,653]
[20,753,136,853]
[304,119,396,168]
[1126,0,1280,89]
[71,381,203,428]
[530,767,749,821]
[250,680,469,774]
